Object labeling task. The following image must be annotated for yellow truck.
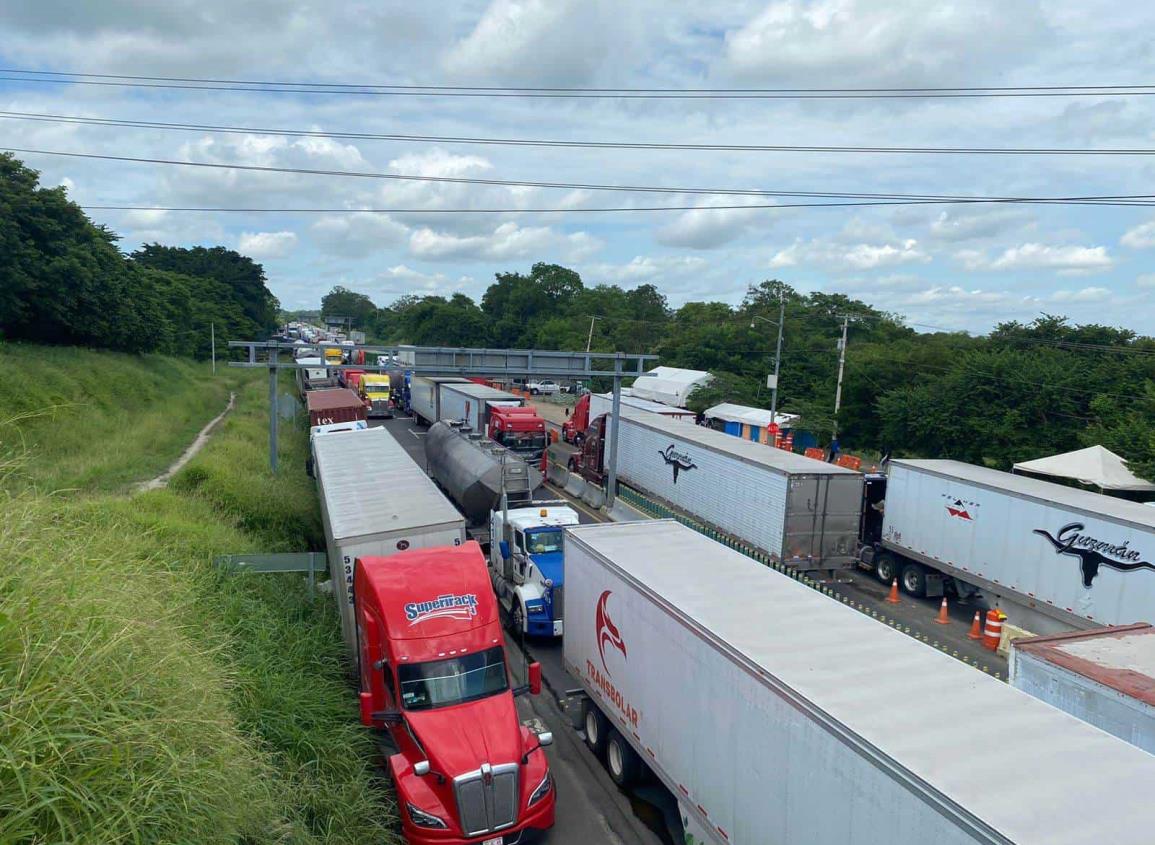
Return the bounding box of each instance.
[358,373,392,418]
[323,346,344,366]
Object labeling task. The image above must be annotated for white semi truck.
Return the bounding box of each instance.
[489,502,580,637]
[860,459,1155,634]
[563,519,1155,845]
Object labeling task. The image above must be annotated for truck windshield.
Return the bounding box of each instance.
[525,529,563,555]
[398,646,509,711]
[364,384,389,396]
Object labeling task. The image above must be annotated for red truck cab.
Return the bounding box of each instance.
[561,394,592,445]
[487,405,548,462]
[567,412,608,485]
[354,543,555,844]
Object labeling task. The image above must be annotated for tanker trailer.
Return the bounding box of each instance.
[425,421,542,546]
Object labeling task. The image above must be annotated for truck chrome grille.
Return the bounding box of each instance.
[454,762,519,837]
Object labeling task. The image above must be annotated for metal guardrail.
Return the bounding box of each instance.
[214,552,328,593]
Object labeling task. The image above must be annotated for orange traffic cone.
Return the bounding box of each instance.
[967,611,983,640]
[886,578,900,604]
[933,596,950,625]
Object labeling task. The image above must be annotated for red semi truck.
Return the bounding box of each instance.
[561,391,694,445]
[353,542,556,844]
[487,404,549,461]
[306,388,368,428]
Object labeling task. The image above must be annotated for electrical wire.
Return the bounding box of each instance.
[5,110,1155,156]
[4,69,1155,99]
[9,146,1155,208]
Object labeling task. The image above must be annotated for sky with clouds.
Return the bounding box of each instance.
[2,0,1154,333]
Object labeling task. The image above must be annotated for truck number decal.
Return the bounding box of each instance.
[343,555,355,608]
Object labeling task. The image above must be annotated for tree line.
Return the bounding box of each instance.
[322,264,1155,481]
[0,153,279,358]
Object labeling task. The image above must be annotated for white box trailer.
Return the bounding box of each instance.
[564,520,1155,845]
[879,459,1155,633]
[409,376,469,425]
[312,427,466,653]
[614,410,862,570]
[588,391,694,421]
[438,383,523,431]
[1011,623,1155,755]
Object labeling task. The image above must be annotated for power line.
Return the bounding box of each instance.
[9,146,1155,207]
[4,69,1155,99]
[5,110,1155,156]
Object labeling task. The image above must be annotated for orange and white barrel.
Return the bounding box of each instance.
[982,608,1007,651]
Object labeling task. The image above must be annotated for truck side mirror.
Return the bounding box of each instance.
[499,541,510,560]
[413,760,430,777]
[528,661,542,696]
[538,731,553,747]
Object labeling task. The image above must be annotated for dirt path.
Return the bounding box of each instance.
[135,391,236,493]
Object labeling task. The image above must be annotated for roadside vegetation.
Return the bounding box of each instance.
[0,353,397,844]
[0,342,236,492]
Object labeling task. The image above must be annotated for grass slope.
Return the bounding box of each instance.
[0,342,234,493]
[0,353,396,844]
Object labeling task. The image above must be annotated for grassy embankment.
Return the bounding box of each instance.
[0,344,397,844]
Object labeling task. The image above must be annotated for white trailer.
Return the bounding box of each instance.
[587,391,693,421]
[1011,623,1155,755]
[409,376,469,425]
[613,410,862,571]
[564,520,1155,845]
[312,427,466,653]
[872,459,1155,634]
[437,383,523,431]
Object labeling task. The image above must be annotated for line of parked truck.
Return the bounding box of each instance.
[306,385,1155,844]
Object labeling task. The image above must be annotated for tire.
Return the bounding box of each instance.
[875,552,898,585]
[901,562,928,598]
[507,601,525,635]
[583,702,608,757]
[568,456,580,473]
[605,729,642,788]
[530,388,539,395]
[573,432,585,448]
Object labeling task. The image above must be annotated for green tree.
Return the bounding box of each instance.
[320,285,378,331]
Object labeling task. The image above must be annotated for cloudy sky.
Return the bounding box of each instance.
[2,0,1155,332]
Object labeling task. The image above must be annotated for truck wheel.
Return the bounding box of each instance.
[583,702,608,757]
[875,552,898,585]
[605,729,641,788]
[901,562,927,598]
[568,456,579,472]
[530,388,539,395]
[573,432,584,448]
[506,601,525,635]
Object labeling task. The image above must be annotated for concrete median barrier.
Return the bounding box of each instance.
[582,487,606,509]
[564,473,587,498]
[546,463,569,487]
[605,499,654,523]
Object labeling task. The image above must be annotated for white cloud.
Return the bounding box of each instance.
[656,200,767,249]
[723,0,1049,87]
[310,214,410,258]
[768,237,928,270]
[1121,219,1155,249]
[376,265,475,294]
[408,222,601,262]
[1138,274,1155,288]
[237,230,297,259]
[1048,286,1111,303]
[975,243,1114,274]
[928,210,1030,242]
[583,255,708,283]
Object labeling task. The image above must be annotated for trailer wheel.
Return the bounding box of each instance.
[605,729,642,788]
[874,552,898,584]
[901,562,927,598]
[583,701,608,757]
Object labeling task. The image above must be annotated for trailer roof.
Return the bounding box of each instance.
[567,519,1155,845]
[1014,623,1155,707]
[313,428,464,541]
[305,388,362,411]
[593,392,693,417]
[439,382,521,402]
[893,458,1155,530]
[619,407,858,476]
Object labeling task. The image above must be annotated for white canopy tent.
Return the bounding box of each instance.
[705,403,800,430]
[1012,445,1155,493]
[629,366,712,407]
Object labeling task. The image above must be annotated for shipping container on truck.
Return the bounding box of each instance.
[572,408,862,572]
[1011,623,1155,755]
[861,459,1155,634]
[312,427,466,654]
[306,388,367,429]
[437,382,524,432]
[564,520,1155,845]
[409,376,470,426]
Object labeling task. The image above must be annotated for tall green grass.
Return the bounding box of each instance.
[0,356,397,844]
[0,342,235,493]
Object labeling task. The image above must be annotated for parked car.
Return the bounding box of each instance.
[526,379,560,396]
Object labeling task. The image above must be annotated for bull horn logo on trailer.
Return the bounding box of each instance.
[595,590,627,674]
[658,444,697,483]
[1033,522,1155,588]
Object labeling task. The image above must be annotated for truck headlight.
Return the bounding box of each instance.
[528,771,553,806]
[406,802,448,830]
[525,602,544,614]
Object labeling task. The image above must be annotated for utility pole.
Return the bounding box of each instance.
[832,316,849,454]
[769,295,785,424]
[211,322,216,375]
[585,315,597,353]
[605,353,623,509]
